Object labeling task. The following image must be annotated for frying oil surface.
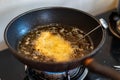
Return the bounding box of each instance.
[18,24,94,63]
[34,31,73,62]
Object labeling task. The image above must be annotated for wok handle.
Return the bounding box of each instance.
[84,58,120,80]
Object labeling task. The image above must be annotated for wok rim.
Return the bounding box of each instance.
[109,23,120,39]
[4,7,106,67]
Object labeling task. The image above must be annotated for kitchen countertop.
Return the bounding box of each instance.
[0,9,120,80]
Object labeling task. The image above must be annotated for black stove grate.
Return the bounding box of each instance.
[24,65,87,80]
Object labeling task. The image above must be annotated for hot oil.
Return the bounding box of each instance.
[18,24,94,62]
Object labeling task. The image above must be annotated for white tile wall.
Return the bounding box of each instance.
[0,0,117,51]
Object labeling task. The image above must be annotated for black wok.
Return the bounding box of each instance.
[109,0,120,39]
[109,12,120,39]
[4,7,120,80]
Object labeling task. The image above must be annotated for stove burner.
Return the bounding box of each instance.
[24,65,88,80]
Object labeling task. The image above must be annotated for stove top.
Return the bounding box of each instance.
[0,9,120,80]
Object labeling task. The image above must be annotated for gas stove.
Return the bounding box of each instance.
[0,9,120,80]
